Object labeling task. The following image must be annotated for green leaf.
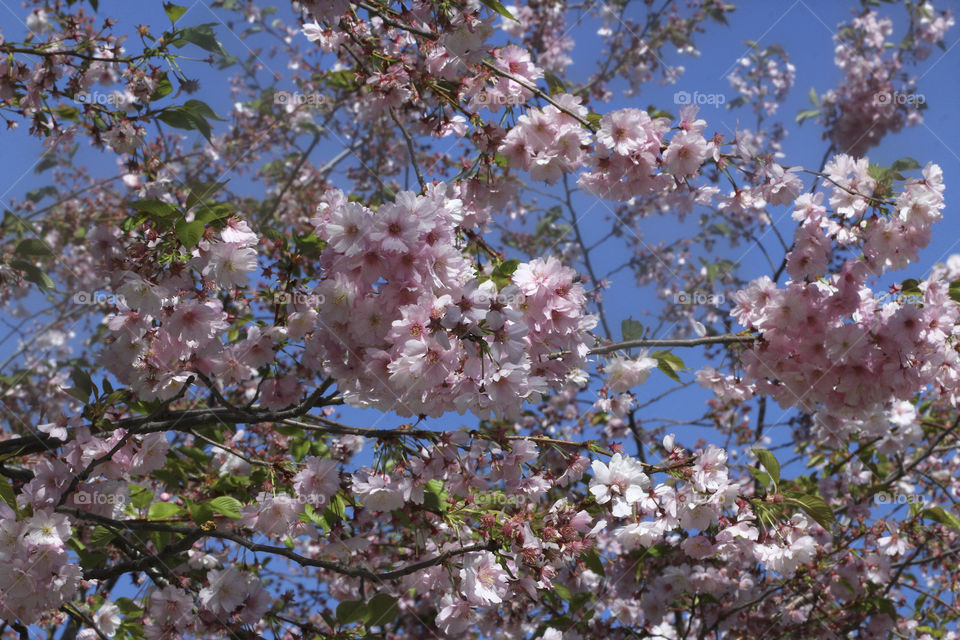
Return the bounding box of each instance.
[185,181,229,210]
[496,258,520,278]
[290,437,310,461]
[656,359,682,382]
[55,105,80,121]
[553,583,572,600]
[569,591,592,613]
[300,503,328,529]
[64,386,90,403]
[707,6,730,24]
[89,525,115,547]
[336,600,369,625]
[808,87,820,106]
[189,501,215,525]
[114,597,142,616]
[581,550,605,576]
[15,238,54,258]
[490,258,521,288]
[177,24,227,56]
[193,202,236,224]
[71,367,95,399]
[709,222,732,236]
[129,485,154,510]
[327,493,347,520]
[366,594,399,627]
[901,278,922,295]
[122,212,150,232]
[752,448,781,485]
[891,157,922,172]
[621,317,644,341]
[789,494,835,529]
[9,260,55,290]
[0,476,16,510]
[158,107,213,141]
[25,186,58,203]
[651,350,687,382]
[547,615,574,629]
[183,99,224,121]
[922,506,960,531]
[795,108,821,124]
[949,279,960,304]
[651,350,686,369]
[34,155,59,174]
[423,479,448,514]
[164,2,187,22]
[746,466,772,488]
[647,107,675,121]
[325,70,357,90]
[208,496,242,519]
[543,71,567,95]
[480,0,517,20]
[132,199,180,218]
[175,219,205,248]
[871,596,897,617]
[150,74,174,101]
[148,502,183,520]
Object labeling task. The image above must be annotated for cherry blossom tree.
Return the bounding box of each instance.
[0,0,959,638]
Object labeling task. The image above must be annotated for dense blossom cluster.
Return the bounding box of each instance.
[465,44,543,111]
[97,220,261,401]
[579,108,673,200]
[734,156,955,448]
[500,101,713,198]
[309,187,595,417]
[497,93,592,184]
[0,507,80,624]
[0,425,169,623]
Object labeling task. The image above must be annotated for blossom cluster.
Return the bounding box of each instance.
[0,507,81,625]
[819,7,953,156]
[498,93,592,184]
[727,45,796,117]
[465,44,543,111]
[733,156,956,449]
[307,186,595,417]
[499,100,713,200]
[97,219,262,401]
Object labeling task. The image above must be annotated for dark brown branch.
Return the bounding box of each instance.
[0,385,341,458]
[549,333,759,359]
[61,508,495,582]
